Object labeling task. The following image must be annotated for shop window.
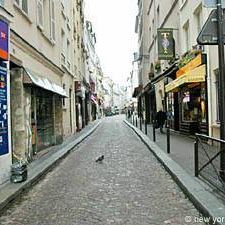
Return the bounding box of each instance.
[200,84,207,123]
[214,69,220,122]
[181,88,201,122]
[62,84,66,107]
[36,90,54,151]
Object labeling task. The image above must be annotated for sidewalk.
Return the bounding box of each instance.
[129,116,195,175]
[124,119,225,225]
[0,120,101,213]
[127,117,225,200]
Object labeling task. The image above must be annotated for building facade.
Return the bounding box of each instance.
[0,0,89,184]
[135,0,219,137]
[0,2,13,184]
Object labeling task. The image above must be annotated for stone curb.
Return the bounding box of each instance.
[0,121,101,213]
[124,119,225,225]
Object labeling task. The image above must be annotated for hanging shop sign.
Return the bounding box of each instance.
[157,28,175,60]
[0,19,8,61]
[0,61,8,155]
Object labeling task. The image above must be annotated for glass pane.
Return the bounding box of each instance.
[22,0,28,13]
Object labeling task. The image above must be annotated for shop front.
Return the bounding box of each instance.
[0,12,12,184]
[165,54,208,135]
[132,85,143,118]
[150,62,178,128]
[75,81,85,131]
[10,67,67,161]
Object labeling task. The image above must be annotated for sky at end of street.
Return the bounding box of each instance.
[84,0,138,86]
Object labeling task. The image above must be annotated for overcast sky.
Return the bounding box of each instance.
[84,0,137,85]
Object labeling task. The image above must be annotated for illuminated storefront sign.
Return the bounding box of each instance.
[0,19,8,61]
[176,54,202,78]
[0,61,8,155]
[165,65,206,92]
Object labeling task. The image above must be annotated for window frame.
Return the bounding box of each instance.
[15,0,28,14]
[37,0,44,29]
[49,0,56,42]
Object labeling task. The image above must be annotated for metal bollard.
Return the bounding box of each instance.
[194,137,199,177]
[153,121,156,142]
[145,120,147,135]
[135,117,138,127]
[140,117,142,131]
[166,126,170,154]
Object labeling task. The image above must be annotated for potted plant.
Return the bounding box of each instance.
[178,49,202,69]
[148,71,154,79]
[154,60,161,72]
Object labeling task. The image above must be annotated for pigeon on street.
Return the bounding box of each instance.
[95,155,104,163]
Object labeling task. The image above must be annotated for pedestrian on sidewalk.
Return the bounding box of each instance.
[156,109,167,133]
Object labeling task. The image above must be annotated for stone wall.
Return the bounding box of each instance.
[10,68,27,161]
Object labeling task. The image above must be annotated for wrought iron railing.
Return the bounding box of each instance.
[194,133,225,194]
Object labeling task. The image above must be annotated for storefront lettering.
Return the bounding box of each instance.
[176,54,202,78]
[0,61,8,155]
[0,19,8,61]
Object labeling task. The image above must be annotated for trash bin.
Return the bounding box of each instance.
[10,161,28,183]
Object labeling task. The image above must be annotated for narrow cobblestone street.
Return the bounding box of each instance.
[0,116,206,225]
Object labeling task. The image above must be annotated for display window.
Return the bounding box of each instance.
[181,84,206,123]
[167,92,174,120]
[36,89,54,151]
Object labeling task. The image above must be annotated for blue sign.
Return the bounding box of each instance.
[0,60,8,155]
[203,0,225,8]
[0,19,8,60]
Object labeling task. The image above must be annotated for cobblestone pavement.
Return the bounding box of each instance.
[0,116,206,225]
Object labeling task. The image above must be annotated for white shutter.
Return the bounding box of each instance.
[37,0,44,28]
[50,0,56,41]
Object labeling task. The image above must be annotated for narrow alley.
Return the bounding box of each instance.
[0,116,205,225]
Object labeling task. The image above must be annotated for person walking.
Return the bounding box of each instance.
[156,109,167,133]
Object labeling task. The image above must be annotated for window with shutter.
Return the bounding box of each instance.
[22,0,28,13]
[37,0,44,28]
[50,0,56,41]
[15,0,28,14]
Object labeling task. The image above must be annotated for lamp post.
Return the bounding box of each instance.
[164,77,170,154]
[217,0,225,179]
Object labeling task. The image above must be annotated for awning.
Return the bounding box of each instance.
[132,85,143,97]
[165,64,206,93]
[151,61,178,85]
[23,68,68,97]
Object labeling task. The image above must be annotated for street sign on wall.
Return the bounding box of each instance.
[197,9,225,45]
[157,28,175,60]
[0,61,8,156]
[0,19,9,61]
[203,0,225,8]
